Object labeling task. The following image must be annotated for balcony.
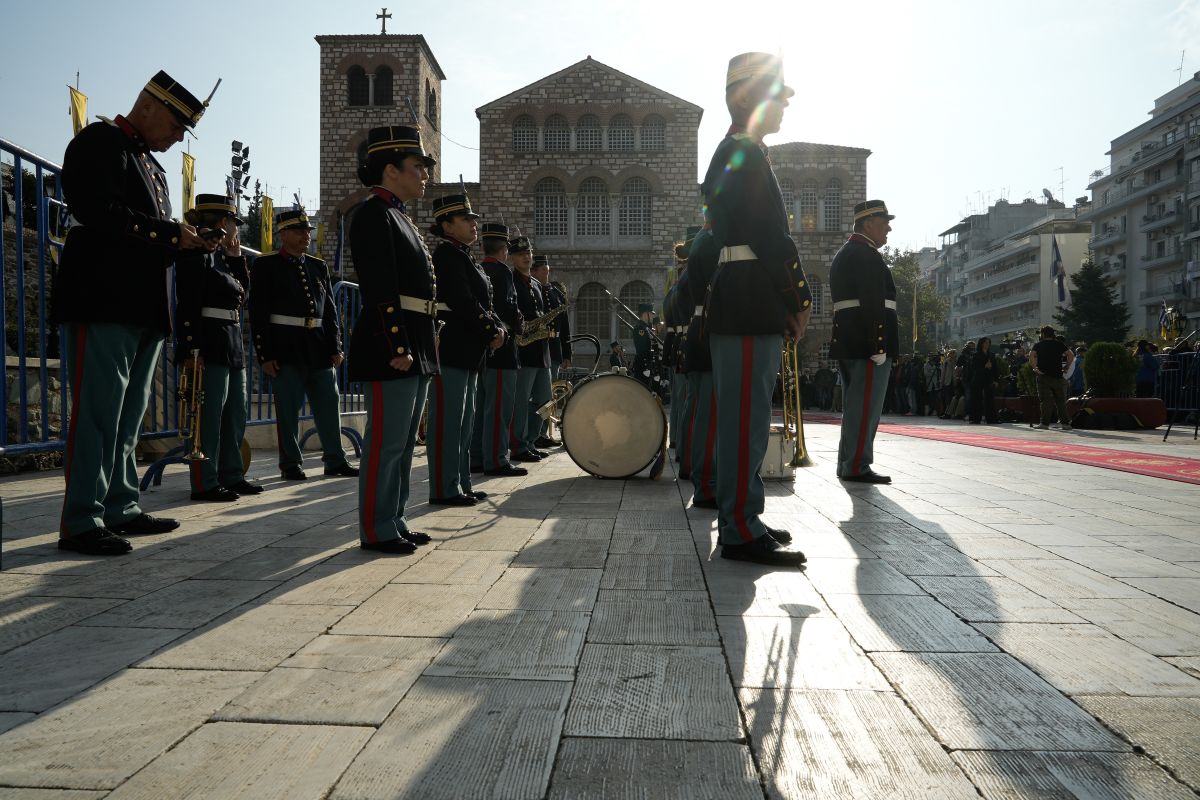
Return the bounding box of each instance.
[964,236,1038,273]
[1188,178,1200,199]
[1139,287,1185,302]
[1088,226,1125,249]
[1187,220,1200,241]
[960,288,1041,319]
[1140,245,1183,269]
[1139,209,1178,233]
[961,260,1040,296]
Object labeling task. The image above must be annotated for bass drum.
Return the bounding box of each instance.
[561,373,665,479]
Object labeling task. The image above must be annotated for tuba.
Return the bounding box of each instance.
[177,349,208,462]
[780,339,812,467]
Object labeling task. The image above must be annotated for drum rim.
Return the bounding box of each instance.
[560,373,665,479]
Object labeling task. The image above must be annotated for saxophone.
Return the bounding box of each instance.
[516,302,569,347]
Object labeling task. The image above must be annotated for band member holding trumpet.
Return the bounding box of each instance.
[703,52,811,566]
[684,225,720,509]
[476,224,527,477]
[176,194,262,501]
[427,193,505,505]
[511,237,551,462]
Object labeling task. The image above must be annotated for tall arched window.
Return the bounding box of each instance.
[577,114,601,151]
[374,66,394,106]
[779,178,796,232]
[544,114,569,152]
[799,179,818,233]
[609,115,634,151]
[807,275,823,315]
[576,282,611,343]
[425,79,437,121]
[823,178,843,232]
[347,66,369,106]
[619,281,655,339]
[577,177,610,237]
[534,178,568,238]
[512,115,536,152]
[641,115,665,151]
[618,177,652,237]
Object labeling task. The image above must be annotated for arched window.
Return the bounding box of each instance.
[544,114,569,152]
[576,282,611,343]
[534,178,568,238]
[641,115,665,151]
[618,177,652,237]
[347,66,369,107]
[374,66,394,106]
[577,177,610,237]
[779,178,796,232]
[425,79,437,121]
[619,281,655,341]
[799,179,818,233]
[609,115,634,151]
[512,115,536,152]
[577,114,601,151]
[823,178,843,232]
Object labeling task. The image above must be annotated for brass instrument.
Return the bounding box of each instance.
[516,302,569,347]
[780,339,812,467]
[536,378,574,432]
[177,349,208,462]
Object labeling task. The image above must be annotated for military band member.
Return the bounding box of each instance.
[427,193,505,505]
[703,52,810,566]
[631,303,656,388]
[53,70,218,555]
[510,237,550,462]
[176,194,262,501]
[666,229,698,462]
[530,256,568,448]
[347,125,440,553]
[249,209,357,480]
[830,200,898,484]
[684,226,720,509]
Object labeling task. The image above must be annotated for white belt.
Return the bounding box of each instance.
[717,245,757,264]
[398,295,443,316]
[200,307,239,322]
[269,314,323,329]
[693,305,704,317]
[832,299,898,312]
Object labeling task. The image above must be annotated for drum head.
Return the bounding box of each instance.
[561,374,665,478]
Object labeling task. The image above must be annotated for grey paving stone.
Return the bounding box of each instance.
[263,561,414,605]
[615,509,690,530]
[941,535,1054,560]
[871,543,1001,577]
[0,789,107,799]
[1074,696,1200,790]
[424,609,588,680]
[330,676,569,800]
[536,518,615,539]
[194,547,336,581]
[953,750,1195,800]
[1166,656,1200,678]
[263,523,360,550]
[906,515,1008,535]
[987,525,1106,548]
[0,669,257,790]
[839,522,941,549]
[824,594,998,652]
[216,635,442,725]
[740,687,978,799]
[1121,577,1200,613]
[873,653,1126,751]
[145,532,287,562]
[565,644,742,739]
[608,530,696,555]
[912,575,1086,623]
[138,603,347,671]
[984,559,1149,600]
[331,583,487,637]
[77,579,273,630]
[589,590,719,646]
[548,739,761,800]
[1063,597,1200,656]
[600,554,706,591]
[705,564,829,618]
[513,538,609,568]
[105,721,372,800]
[559,482,624,504]
[1097,535,1200,563]
[10,558,223,599]
[776,530,876,559]
[803,558,925,594]
[436,523,536,551]
[479,568,601,611]
[0,596,124,655]
[1044,546,1200,579]
[391,548,514,585]
[0,713,34,735]
[548,503,622,518]
[719,615,889,691]
[0,625,182,712]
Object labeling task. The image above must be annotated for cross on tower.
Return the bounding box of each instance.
[377,7,391,35]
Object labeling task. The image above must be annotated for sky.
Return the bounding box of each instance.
[2,0,1197,251]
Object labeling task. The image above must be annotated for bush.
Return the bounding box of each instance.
[1083,342,1136,397]
[1017,362,1037,396]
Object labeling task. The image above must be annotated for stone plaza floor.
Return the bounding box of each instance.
[0,418,1198,798]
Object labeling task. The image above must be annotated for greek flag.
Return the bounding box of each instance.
[1050,235,1071,309]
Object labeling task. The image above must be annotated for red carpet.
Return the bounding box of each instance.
[804,414,1200,485]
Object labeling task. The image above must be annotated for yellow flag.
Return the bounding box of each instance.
[68,86,87,136]
[260,196,274,253]
[181,153,196,213]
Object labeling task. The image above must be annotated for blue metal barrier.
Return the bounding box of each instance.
[1156,350,1199,441]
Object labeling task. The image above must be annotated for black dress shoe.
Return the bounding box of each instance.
[109,514,180,536]
[401,531,433,545]
[839,470,891,484]
[483,464,528,477]
[429,494,478,507]
[224,480,264,495]
[534,436,561,448]
[58,528,132,555]
[360,539,417,554]
[324,463,360,477]
[512,450,542,463]
[190,486,240,502]
[281,467,308,481]
[691,497,718,509]
[468,490,489,500]
[721,536,807,566]
[470,463,484,473]
[766,526,793,545]
[533,449,550,458]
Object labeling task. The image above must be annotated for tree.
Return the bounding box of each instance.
[1053,258,1130,345]
[884,248,949,354]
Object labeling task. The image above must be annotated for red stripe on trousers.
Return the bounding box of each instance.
[432,375,446,497]
[733,337,755,543]
[59,324,88,538]
[362,382,385,543]
[190,459,204,492]
[851,362,876,476]
[491,370,504,464]
[700,385,718,502]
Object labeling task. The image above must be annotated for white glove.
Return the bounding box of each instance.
[870,353,887,366]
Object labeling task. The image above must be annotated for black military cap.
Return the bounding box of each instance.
[638,303,654,314]
[852,200,895,223]
[531,254,550,268]
[193,193,244,225]
[144,70,213,130]
[431,194,480,221]
[365,125,436,168]
[508,235,532,254]
[276,208,315,232]
[480,223,509,241]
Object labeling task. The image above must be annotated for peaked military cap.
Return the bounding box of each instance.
[144,70,213,130]
[508,235,532,254]
[365,125,436,167]
[431,194,480,221]
[480,222,509,241]
[531,254,550,268]
[638,303,654,314]
[276,208,315,232]
[852,200,894,223]
[193,193,244,225]
[725,52,795,100]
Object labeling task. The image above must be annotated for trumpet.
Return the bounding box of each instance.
[536,378,574,441]
[780,339,812,467]
[516,302,569,347]
[177,349,208,462]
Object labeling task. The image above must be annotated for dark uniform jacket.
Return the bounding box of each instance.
[515,272,550,369]
[52,117,186,333]
[175,251,248,368]
[543,283,572,364]
[481,257,522,370]
[662,282,679,373]
[701,131,812,335]
[432,239,502,371]
[683,229,719,373]
[249,251,341,369]
[345,189,438,382]
[828,233,899,360]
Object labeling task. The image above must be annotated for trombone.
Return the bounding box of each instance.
[780,339,812,467]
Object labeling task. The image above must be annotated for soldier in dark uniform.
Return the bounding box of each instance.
[347,125,440,553]
[684,226,720,509]
[53,70,218,555]
[176,194,262,501]
[511,237,550,462]
[427,194,506,505]
[631,304,656,388]
[530,256,568,448]
[703,52,811,566]
[249,209,356,481]
[830,200,899,483]
[667,228,699,462]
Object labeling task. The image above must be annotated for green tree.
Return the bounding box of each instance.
[884,248,949,354]
[1053,258,1130,345]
